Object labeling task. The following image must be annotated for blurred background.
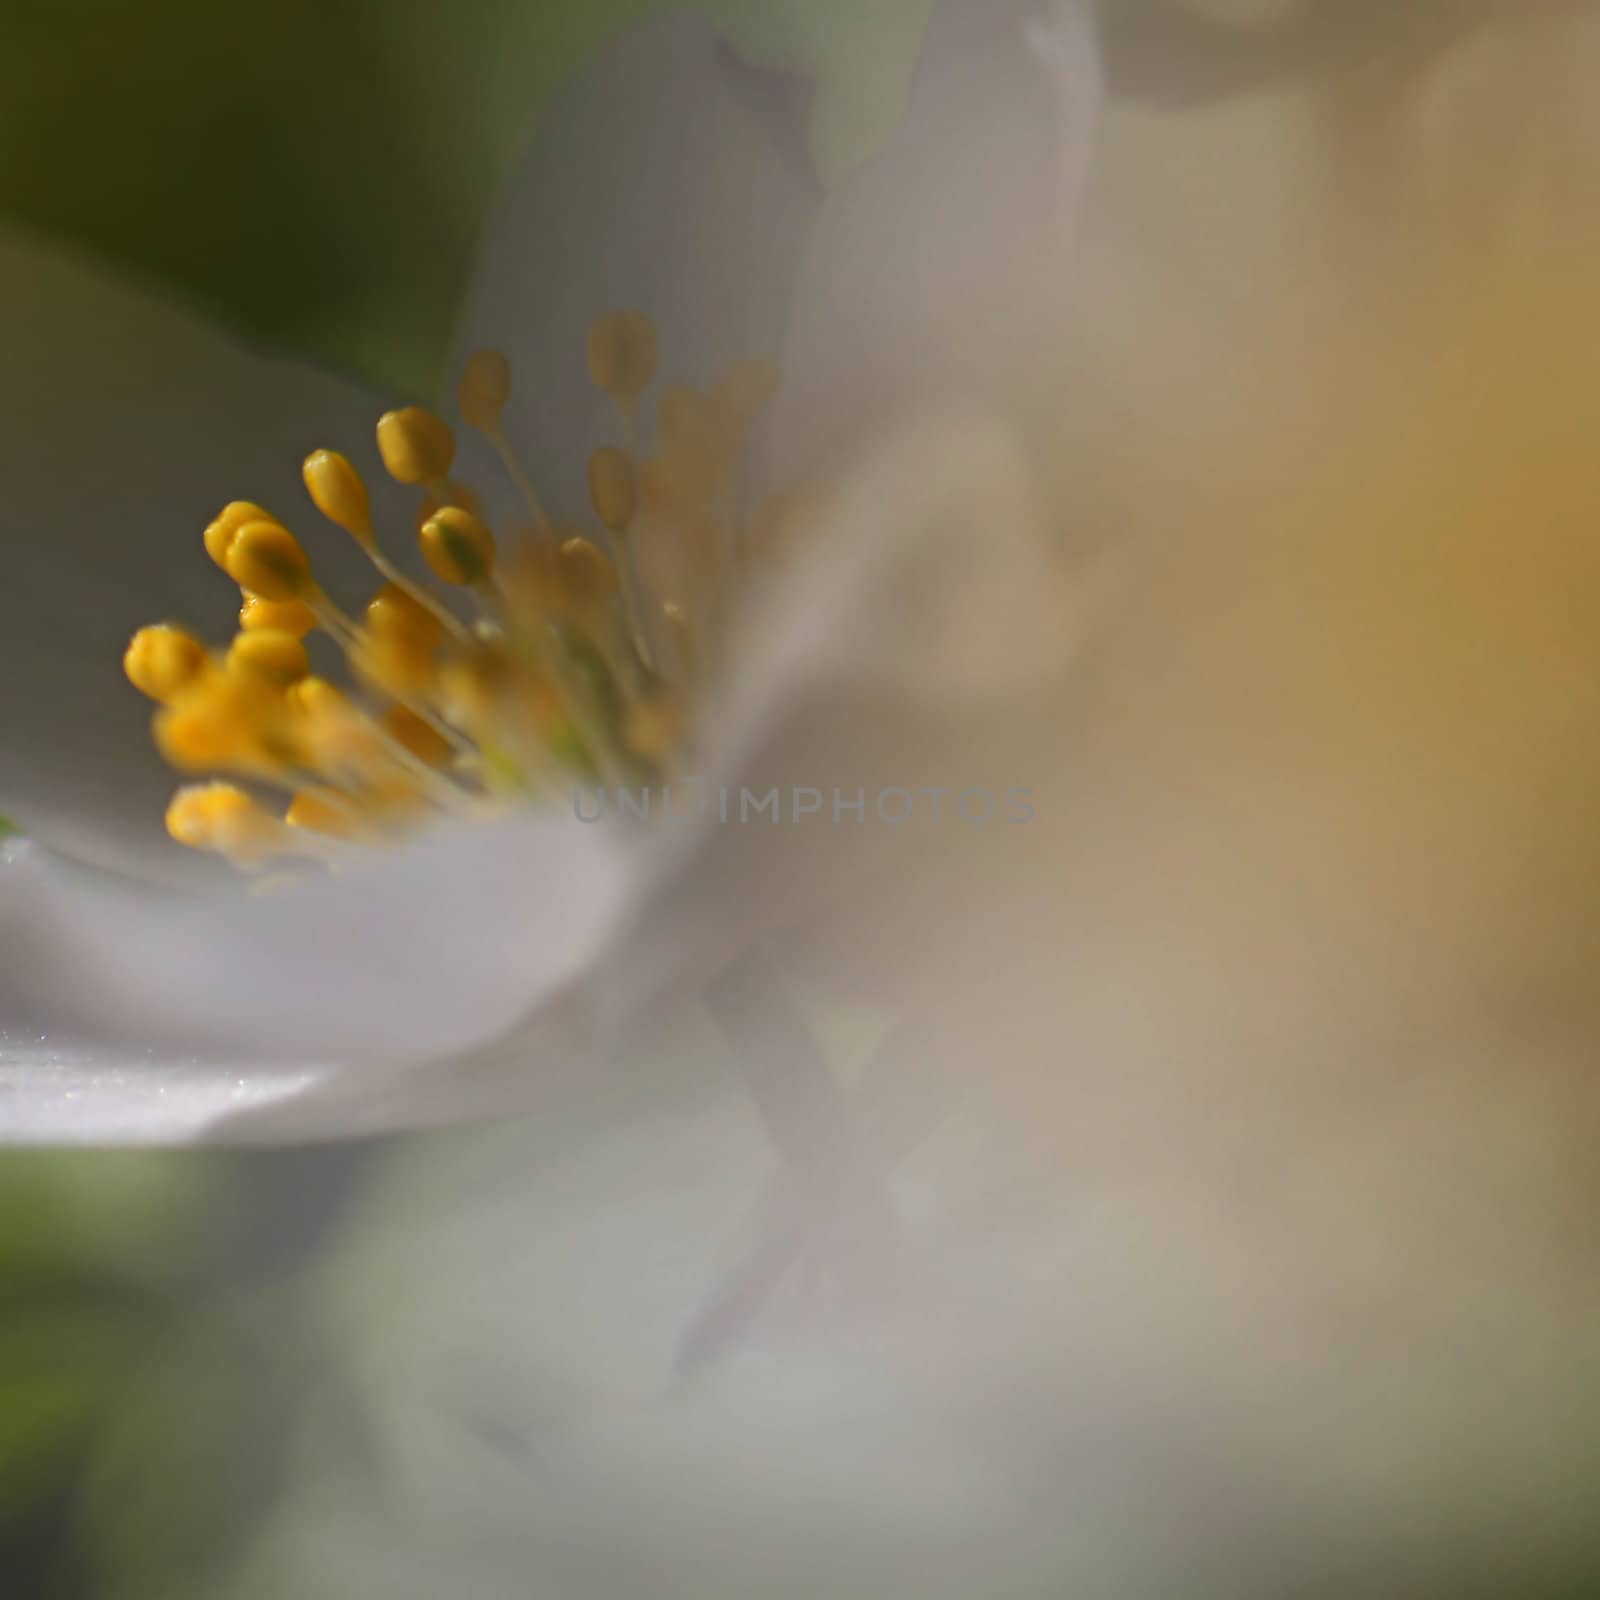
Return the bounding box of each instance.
[0,1145,363,1595]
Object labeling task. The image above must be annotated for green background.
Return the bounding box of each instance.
[0,0,933,395]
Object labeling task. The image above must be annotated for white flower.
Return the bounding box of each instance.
[0,6,1101,1142]
[201,14,1600,1596]
[14,11,1600,1596]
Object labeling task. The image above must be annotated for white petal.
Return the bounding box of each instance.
[0,229,408,881]
[772,0,1103,479]
[0,815,634,1142]
[451,15,820,528]
[582,411,1093,1043]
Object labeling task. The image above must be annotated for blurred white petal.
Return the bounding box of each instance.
[451,14,820,526]
[773,0,1103,477]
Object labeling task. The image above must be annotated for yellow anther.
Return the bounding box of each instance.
[442,644,563,752]
[559,536,620,609]
[240,594,316,639]
[286,675,351,723]
[164,785,217,848]
[226,628,310,687]
[712,359,782,431]
[352,631,435,699]
[154,676,284,774]
[415,479,483,533]
[376,406,456,485]
[420,506,496,586]
[459,349,511,431]
[288,678,384,772]
[436,650,507,731]
[204,501,275,570]
[355,776,430,829]
[498,674,569,752]
[588,447,637,533]
[303,449,374,547]
[124,624,209,704]
[166,783,282,865]
[285,787,360,839]
[587,312,659,403]
[380,705,452,769]
[499,542,574,625]
[365,583,445,653]
[223,520,312,602]
[623,696,685,764]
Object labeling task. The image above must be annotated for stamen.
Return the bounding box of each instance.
[458,349,510,432]
[124,624,209,703]
[240,594,317,639]
[364,723,479,815]
[375,407,456,488]
[587,311,660,437]
[154,674,295,776]
[588,447,637,533]
[623,694,684,765]
[459,348,555,536]
[166,783,285,868]
[288,676,473,812]
[134,309,786,876]
[285,786,365,839]
[306,592,364,653]
[203,502,274,569]
[302,449,375,547]
[365,584,445,654]
[419,506,497,588]
[346,634,473,760]
[488,430,556,536]
[219,520,313,602]
[415,480,484,531]
[226,629,310,687]
[303,448,471,644]
[379,705,454,769]
[587,446,659,670]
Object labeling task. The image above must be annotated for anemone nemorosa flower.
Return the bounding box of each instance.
[225,16,1600,1593]
[0,4,1101,1141]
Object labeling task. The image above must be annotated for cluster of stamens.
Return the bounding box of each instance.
[125,313,790,877]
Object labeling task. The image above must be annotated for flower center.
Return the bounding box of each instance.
[126,313,794,876]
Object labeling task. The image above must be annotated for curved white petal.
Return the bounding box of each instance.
[0,811,636,1142]
[0,229,399,881]
[0,816,637,1055]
